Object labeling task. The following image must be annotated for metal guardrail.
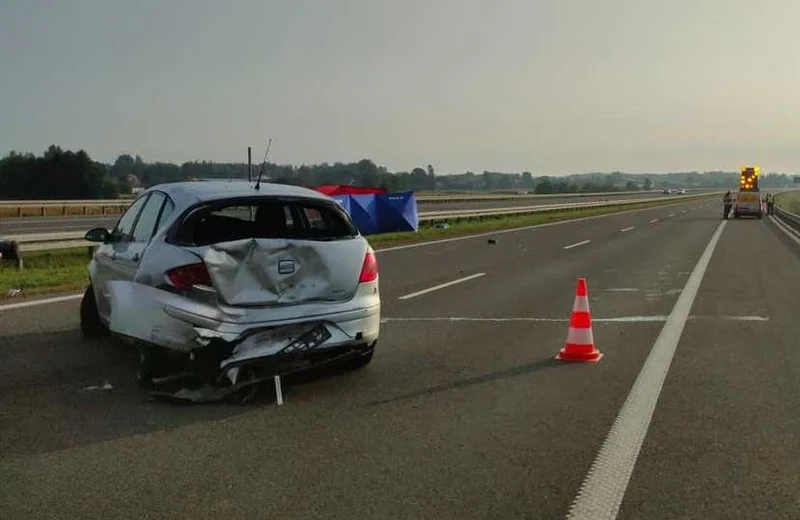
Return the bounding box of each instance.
[0,189,720,217]
[772,191,800,232]
[6,191,720,252]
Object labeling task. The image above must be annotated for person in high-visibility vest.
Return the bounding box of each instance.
[723,191,733,220]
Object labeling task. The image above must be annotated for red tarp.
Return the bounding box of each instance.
[314,184,387,196]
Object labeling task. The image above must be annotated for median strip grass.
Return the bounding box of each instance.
[0,196,714,299]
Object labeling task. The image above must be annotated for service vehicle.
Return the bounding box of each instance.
[79,180,381,401]
[732,166,763,219]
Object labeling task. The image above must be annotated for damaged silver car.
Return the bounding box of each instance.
[80,181,380,401]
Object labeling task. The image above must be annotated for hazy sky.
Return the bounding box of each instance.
[2,0,800,175]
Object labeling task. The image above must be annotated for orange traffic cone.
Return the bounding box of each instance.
[556,278,603,363]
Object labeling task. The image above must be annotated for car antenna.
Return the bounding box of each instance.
[254,138,273,191]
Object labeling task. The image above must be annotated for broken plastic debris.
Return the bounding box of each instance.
[81,381,114,392]
[153,385,229,403]
[274,375,284,406]
[6,288,21,298]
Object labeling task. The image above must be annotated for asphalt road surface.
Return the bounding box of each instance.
[2,198,798,519]
[0,191,682,235]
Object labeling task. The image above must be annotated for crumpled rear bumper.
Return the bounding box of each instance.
[105,281,379,347]
[103,281,380,395]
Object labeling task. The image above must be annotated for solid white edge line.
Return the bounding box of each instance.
[376,200,702,253]
[0,293,83,312]
[620,227,634,232]
[566,220,726,520]
[769,215,800,246]
[564,240,591,250]
[398,273,486,300]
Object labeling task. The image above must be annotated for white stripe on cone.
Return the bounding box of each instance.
[566,326,594,346]
[573,295,590,313]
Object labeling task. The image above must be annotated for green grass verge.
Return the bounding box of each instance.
[0,248,89,298]
[0,196,714,299]
[776,191,800,214]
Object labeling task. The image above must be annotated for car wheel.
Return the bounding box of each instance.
[339,344,376,371]
[80,284,110,338]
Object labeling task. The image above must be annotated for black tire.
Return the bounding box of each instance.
[339,344,376,372]
[80,285,110,338]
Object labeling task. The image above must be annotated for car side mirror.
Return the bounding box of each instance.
[85,227,112,243]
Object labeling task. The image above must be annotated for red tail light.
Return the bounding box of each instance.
[359,251,378,283]
[166,262,212,291]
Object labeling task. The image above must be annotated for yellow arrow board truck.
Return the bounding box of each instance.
[733,166,763,219]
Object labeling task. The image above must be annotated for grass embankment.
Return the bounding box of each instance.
[775,191,800,214]
[0,196,712,299]
[0,248,89,298]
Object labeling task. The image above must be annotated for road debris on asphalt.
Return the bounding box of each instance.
[80,381,114,392]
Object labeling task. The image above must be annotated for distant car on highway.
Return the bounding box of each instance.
[79,180,381,399]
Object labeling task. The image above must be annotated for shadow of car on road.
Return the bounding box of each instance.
[0,328,365,459]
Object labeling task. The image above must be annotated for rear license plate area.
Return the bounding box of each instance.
[279,324,332,356]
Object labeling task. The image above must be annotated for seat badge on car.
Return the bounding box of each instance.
[278,259,295,275]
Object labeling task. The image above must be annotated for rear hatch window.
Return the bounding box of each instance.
[172,197,358,246]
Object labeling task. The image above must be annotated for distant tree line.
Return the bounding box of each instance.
[0,145,796,200]
[0,145,118,200]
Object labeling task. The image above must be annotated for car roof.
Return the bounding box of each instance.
[144,180,332,208]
